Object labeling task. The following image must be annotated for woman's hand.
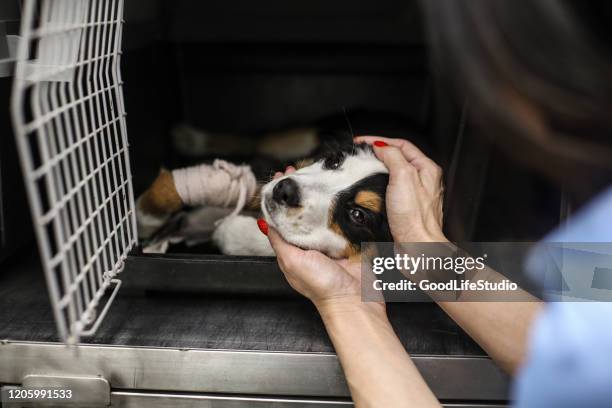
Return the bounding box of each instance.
[259,162,441,408]
[259,167,384,315]
[266,228,364,307]
[355,136,447,243]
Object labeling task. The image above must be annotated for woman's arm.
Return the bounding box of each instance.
[265,227,440,407]
[317,298,440,408]
[356,136,543,375]
[438,301,541,374]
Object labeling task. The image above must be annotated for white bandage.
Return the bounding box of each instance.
[172,159,257,220]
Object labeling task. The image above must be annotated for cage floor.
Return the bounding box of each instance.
[0,248,484,355]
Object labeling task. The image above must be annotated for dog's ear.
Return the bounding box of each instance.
[310,132,354,160]
[323,129,353,150]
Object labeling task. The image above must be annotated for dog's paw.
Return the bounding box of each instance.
[136,196,171,240]
[212,215,275,256]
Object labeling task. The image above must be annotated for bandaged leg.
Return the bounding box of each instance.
[137,169,183,239]
[136,160,258,241]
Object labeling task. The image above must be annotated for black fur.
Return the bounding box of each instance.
[313,140,374,167]
[332,173,393,248]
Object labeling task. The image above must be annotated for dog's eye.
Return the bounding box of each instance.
[323,155,343,170]
[349,208,366,224]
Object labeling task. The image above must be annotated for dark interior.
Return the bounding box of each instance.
[119,0,561,251]
[0,0,562,374]
[0,0,564,262]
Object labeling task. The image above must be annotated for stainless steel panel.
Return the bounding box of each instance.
[22,374,110,407]
[111,391,507,408]
[111,391,352,408]
[0,341,509,401]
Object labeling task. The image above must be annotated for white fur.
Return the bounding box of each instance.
[136,196,170,240]
[212,215,274,256]
[261,148,387,258]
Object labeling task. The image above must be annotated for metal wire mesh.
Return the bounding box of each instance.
[11,0,136,344]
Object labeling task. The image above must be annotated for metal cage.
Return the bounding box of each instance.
[10,0,136,344]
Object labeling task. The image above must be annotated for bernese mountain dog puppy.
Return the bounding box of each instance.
[213,141,392,258]
[137,111,430,256]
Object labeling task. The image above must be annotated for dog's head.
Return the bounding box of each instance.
[261,142,392,258]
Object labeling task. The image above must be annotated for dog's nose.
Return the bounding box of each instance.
[273,178,301,207]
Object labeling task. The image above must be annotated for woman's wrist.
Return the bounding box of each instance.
[314,296,388,324]
[393,227,449,243]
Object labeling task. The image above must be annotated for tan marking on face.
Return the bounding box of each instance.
[344,244,361,260]
[246,184,263,211]
[287,206,303,217]
[295,158,314,169]
[354,190,382,213]
[329,220,344,238]
[139,169,183,216]
[328,204,361,258]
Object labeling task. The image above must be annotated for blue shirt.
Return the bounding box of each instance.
[513,187,612,407]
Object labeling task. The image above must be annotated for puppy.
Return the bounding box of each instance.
[213,142,393,258]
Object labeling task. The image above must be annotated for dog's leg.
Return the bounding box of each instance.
[212,215,275,256]
[137,169,183,239]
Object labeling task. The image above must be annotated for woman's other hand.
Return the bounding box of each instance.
[267,227,364,307]
[261,166,384,314]
[355,136,447,243]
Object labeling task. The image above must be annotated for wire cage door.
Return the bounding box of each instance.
[10,0,136,344]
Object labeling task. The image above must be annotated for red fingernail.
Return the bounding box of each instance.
[257,218,269,236]
[374,141,388,147]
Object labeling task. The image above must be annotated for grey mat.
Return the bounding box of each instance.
[0,248,484,355]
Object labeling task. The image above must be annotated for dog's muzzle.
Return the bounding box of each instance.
[272,178,301,207]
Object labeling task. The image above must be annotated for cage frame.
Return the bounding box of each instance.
[10,0,136,344]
